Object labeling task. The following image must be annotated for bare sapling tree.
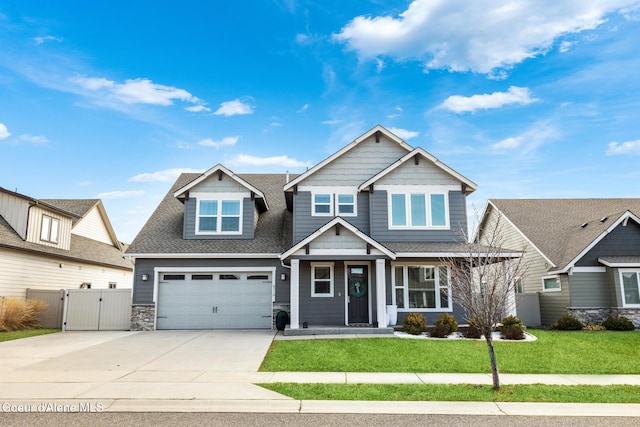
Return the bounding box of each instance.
[441,211,527,390]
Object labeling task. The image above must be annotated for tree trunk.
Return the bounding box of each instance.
[485,335,500,390]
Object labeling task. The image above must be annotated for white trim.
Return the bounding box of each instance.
[193,193,245,236]
[127,253,281,259]
[284,125,413,192]
[618,269,640,307]
[359,147,477,193]
[344,261,373,326]
[303,187,359,218]
[542,275,562,292]
[311,262,334,297]
[598,258,640,268]
[311,192,333,217]
[290,259,300,329]
[572,266,607,273]
[395,251,523,258]
[391,262,452,312]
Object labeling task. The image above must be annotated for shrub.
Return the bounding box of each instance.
[430,313,458,338]
[402,312,427,335]
[0,298,48,331]
[500,315,525,340]
[464,318,483,339]
[582,323,606,331]
[551,315,583,331]
[602,316,635,331]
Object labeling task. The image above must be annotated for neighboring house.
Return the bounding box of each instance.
[0,186,133,299]
[478,199,640,327]
[126,125,479,332]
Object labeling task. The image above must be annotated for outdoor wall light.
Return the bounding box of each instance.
[280,273,286,281]
[141,274,149,281]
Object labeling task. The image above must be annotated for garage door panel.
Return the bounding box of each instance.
[157,271,272,330]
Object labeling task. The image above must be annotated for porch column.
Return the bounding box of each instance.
[289,259,300,329]
[375,258,387,328]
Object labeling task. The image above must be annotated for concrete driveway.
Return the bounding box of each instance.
[0,330,299,412]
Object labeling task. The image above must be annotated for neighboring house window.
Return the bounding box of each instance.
[389,192,448,229]
[515,278,524,294]
[311,263,334,297]
[80,282,91,289]
[313,194,332,215]
[108,282,117,289]
[40,215,60,243]
[620,271,640,306]
[197,198,242,234]
[392,264,451,311]
[542,276,561,292]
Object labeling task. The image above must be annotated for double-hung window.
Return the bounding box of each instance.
[389,191,448,229]
[40,215,60,244]
[197,197,242,234]
[313,194,332,215]
[311,263,334,297]
[620,270,640,306]
[392,264,451,311]
[311,190,357,217]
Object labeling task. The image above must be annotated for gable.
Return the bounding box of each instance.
[0,190,30,239]
[576,219,640,267]
[71,205,116,246]
[375,157,462,187]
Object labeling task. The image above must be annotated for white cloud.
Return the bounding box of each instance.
[388,127,419,140]
[491,121,559,153]
[334,0,637,74]
[69,76,209,112]
[606,140,640,155]
[228,154,310,168]
[559,41,575,52]
[0,123,10,139]
[322,119,343,125]
[298,104,309,113]
[129,168,204,183]
[198,136,239,149]
[34,35,63,45]
[97,190,145,200]
[19,134,48,144]
[214,99,253,116]
[440,86,539,113]
[492,136,524,150]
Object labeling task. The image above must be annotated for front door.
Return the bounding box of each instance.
[348,265,369,324]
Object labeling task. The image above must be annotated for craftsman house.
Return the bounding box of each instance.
[126,125,480,333]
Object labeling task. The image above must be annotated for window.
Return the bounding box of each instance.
[515,278,524,294]
[192,274,213,280]
[197,198,241,234]
[389,192,448,229]
[542,276,561,292]
[163,274,185,280]
[337,194,355,215]
[108,282,117,289]
[40,215,60,243]
[620,271,640,306]
[311,263,334,297]
[248,274,269,280]
[219,274,240,280]
[313,194,332,215]
[393,264,451,311]
[80,282,91,289]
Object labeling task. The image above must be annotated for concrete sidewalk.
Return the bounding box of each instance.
[0,330,639,416]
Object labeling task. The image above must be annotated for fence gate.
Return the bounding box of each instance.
[63,289,132,331]
[26,289,64,328]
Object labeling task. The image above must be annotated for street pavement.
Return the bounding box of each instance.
[0,330,638,417]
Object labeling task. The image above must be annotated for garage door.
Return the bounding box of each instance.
[156,271,273,329]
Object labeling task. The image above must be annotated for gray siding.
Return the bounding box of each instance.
[568,272,615,307]
[576,221,640,266]
[132,258,287,305]
[377,160,460,186]
[183,197,255,240]
[293,191,370,244]
[370,190,467,242]
[298,261,345,325]
[539,275,571,326]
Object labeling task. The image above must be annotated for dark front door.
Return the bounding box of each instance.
[348,265,369,324]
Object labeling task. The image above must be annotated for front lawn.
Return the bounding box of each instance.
[0,329,59,343]
[259,383,640,403]
[260,330,640,374]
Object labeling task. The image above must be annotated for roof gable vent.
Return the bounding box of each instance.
[580,222,588,228]
[599,216,608,223]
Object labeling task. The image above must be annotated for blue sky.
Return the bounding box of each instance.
[2,1,640,243]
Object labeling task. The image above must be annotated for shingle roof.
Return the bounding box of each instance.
[489,199,640,270]
[126,173,293,255]
[41,199,99,226]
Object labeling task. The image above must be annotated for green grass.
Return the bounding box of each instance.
[0,329,59,343]
[260,330,640,374]
[259,383,640,403]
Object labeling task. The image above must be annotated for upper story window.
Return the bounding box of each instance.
[311,190,357,217]
[40,215,60,244]
[389,192,448,229]
[196,198,242,234]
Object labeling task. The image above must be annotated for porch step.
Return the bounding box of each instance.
[283,325,395,336]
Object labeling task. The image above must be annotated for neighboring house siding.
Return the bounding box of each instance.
[301,135,409,186]
[370,190,467,242]
[539,275,571,325]
[71,206,113,245]
[575,221,640,266]
[183,197,255,240]
[298,261,345,325]
[132,258,287,305]
[569,272,614,307]
[0,192,30,239]
[0,247,132,298]
[293,191,369,244]
[26,206,72,250]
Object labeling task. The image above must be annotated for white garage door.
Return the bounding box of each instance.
[156,271,273,329]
